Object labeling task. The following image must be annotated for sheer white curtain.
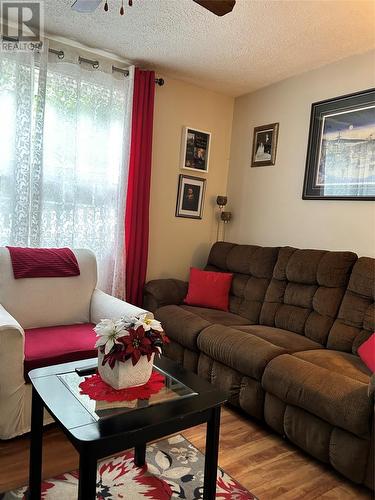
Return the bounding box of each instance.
[0,44,134,298]
[0,45,47,246]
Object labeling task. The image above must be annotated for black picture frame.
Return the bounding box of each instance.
[175,174,206,219]
[251,123,279,167]
[303,88,375,200]
[181,126,211,173]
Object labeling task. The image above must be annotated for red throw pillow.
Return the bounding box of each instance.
[184,267,233,312]
[358,333,375,372]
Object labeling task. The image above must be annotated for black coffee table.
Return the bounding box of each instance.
[28,357,227,499]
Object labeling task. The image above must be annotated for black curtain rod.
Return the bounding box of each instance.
[2,37,164,86]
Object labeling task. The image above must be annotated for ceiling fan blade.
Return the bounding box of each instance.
[193,0,236,16]
[71,0,102,13]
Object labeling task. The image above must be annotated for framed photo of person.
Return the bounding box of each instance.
[251,123,279,167]
[181,126,211,173]
[303,88,375,200]
[175,174,206,219]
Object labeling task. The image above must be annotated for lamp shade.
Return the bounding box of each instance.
[221,211,232,223]
[216,195,228,207]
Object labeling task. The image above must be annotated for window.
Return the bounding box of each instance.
[0,50,133,294]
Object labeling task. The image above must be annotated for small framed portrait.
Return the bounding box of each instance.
[251,123,279,167]
[181,126,211,173]
[175,174,206,219]
[303,88,375,200]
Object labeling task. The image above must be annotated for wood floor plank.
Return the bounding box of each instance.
[0,407,372,499]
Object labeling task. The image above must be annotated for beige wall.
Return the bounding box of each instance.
[147,77,234,281]
[227,50,375,258]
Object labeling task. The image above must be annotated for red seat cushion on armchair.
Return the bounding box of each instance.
[24,323,97,379]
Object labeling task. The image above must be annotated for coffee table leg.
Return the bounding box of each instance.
[28,387,44,500]
[134,443,146,467]
[78,451,97,500]
[203,405,221,500]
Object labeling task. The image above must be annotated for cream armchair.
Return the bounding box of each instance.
[0,248,145,439]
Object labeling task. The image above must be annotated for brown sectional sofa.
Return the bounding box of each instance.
[144,242,374,489]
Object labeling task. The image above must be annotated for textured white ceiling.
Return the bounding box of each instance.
[42,0,375,96]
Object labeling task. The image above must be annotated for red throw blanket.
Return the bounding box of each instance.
[6,247,80,279]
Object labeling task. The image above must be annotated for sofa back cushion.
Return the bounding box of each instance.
[0,247,97,329]
[327,257,375,354]
[259,247,357,344]
[205,242,279,323]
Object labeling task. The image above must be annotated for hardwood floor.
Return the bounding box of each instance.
[0,407,372,499]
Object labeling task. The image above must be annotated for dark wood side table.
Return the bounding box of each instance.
[27,357,227,500]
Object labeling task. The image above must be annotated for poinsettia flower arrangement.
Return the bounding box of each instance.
[95,313,169,369]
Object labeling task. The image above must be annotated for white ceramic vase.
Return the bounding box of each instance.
[98,351,155,390]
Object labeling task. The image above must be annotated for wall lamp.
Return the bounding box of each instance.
[216,195,232,241]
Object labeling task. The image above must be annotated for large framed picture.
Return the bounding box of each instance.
[251,123,279,167]
[175,174,206,219]
[303,88,375,200]
[181,127,211,172]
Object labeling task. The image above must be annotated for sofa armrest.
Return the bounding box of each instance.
[143,279,188,313]
[0,305,24,373]
[0,305,27,438]
[0,304,23,334]
[90,289,147,324]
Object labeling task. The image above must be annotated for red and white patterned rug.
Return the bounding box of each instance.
[1,434,257,499]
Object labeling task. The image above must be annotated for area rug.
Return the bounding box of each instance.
[1,434,257,499]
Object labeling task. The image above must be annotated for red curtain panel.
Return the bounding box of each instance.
[125,68,155,306]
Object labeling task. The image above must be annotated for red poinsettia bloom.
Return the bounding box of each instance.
[118,327,157,366]
[148,329,170,345]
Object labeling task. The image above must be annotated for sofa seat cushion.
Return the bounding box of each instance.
[180,305,252,326]
[262,350,372,437]
[235,325,322,352]
[24,323,97,378]
[197,325,287,380]
[155,305,212,351]
[294,349,372,383]
[155,305,251,352]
